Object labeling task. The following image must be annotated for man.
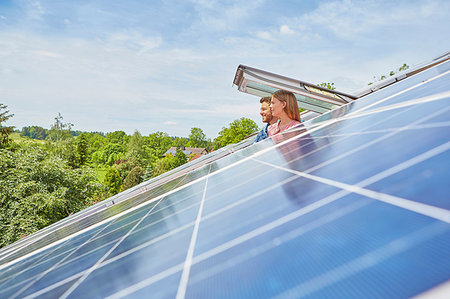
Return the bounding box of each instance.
[254,96,278,142]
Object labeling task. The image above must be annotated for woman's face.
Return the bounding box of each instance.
[270,96,285,118]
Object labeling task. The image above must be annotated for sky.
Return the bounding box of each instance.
[1,0,449,139]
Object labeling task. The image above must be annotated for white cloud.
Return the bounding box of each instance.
[104,30,162,54]
[256,31,273,41]
[280,25,295,35]
[164,121,178,125]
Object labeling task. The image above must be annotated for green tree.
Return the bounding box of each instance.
[75,133,89,167]
[126,130,148,165]
[142,166,153,182]
[172,137,189,148]
[103,167,122,195]
[0,145,105,248]
[46,113,73,142]
[21,126,47,140]
[123,166,144,190]
[0,104,15,148]
[188,127,209,148]
[144,131,173,163]
[174,148,188,167]
[213,117,259,150]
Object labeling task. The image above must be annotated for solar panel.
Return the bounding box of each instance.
[0,57,449,298]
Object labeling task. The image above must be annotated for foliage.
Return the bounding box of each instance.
[144,131,173,163]
[123,166,144,190]
[142,166,153,182]
[213,117,259,150]
[317,82,336,90]
[21,126,48,140]
[46,113,73,142]
[152,149,188,177]
[103,167,122,195]
[0,146,105,248]
[126,131,148,166]
[369,63,410,85]
[0,104,15,148]
[74,133,89,167]
[188,127,210,149]
[172,137,189,148]
[115,158,139,181]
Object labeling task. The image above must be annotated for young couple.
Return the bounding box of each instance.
[254,90,301,142]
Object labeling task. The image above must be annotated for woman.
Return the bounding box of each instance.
[268,89,301,137]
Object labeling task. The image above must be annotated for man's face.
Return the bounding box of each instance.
[260,102,273,123]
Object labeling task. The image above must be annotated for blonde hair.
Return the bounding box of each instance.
[272,90,301,122]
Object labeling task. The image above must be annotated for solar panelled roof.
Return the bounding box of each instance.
[0,54,449,298]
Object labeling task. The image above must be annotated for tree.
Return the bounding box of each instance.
[103,167,122,195]
[123,166,144,190]
[174,148,188,167]
[213,117,259,150]
[151,149,187,177]
[144,131,173,162]
[21,126,47,140]
[74,133,89,167]
[126,130,148,165]
[142,166,153,182]
[0,145,105,248]
[172,137,189,148]
[0,104,14,148]
[46,113,73,142]
[188,127,209,148]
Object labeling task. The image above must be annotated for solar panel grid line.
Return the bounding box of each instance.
[105,189,354,298]
[0,151,213,263]
[1,234,117,296]
[345,69,450,116]
[176,165,211,299]
[36,170,315,297]
[334,90,450,123]
[0,236,70,290]
[23,221,195,298]
[10,214,119,299]
[13,164,278,297]
[187,199,372,288]
[302,105,450,174]
[59,184,175,298]
[277,221,448,298]
[304,121,450,139]
[303,63,449,128]
[255,153,450,223]
[21,175,204,298]
[260,102,430,177]
[0,167,210,271]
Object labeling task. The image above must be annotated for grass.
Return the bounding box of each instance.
[10,133,46,144]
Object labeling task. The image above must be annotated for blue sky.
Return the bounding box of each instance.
[1,0,449,138]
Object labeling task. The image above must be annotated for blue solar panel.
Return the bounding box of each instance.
[0,57,449,298]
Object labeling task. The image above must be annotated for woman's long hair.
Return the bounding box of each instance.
[272,90,301,122]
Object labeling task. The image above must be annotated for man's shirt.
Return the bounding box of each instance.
[254,123,270,143]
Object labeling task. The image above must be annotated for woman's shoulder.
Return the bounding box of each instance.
[282,120,301,130]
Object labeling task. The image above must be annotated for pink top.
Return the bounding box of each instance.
[268,120,301,137]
